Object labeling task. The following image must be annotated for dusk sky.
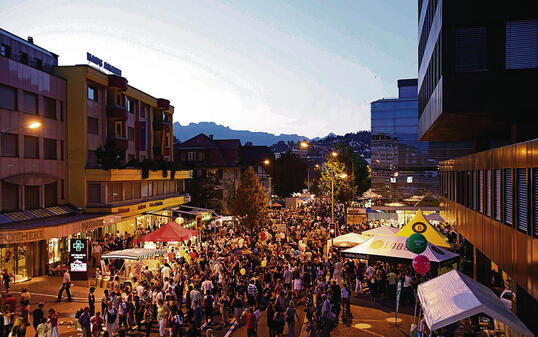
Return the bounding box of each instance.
[0,0,417,138]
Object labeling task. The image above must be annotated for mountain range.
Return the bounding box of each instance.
[173,122,311,146]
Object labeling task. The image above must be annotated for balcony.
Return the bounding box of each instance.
[107,105,128,120]
[153,120,170,132]
[157,98,170,110]
[85,168,193,182]
[108,75,128,91]
[111,137,128,151]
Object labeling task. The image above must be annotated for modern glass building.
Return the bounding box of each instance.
[371,79,472,200]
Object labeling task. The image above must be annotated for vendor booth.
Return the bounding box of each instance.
[361,226,399,237]
[327,233,366,250]
[417,270,534,337]
[140,221,197,242]
[341,235,459,273]
[100,248,166,283]
[397,209,451,248]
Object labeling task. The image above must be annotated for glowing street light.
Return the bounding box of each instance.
[28,121,42,129]
[0,120,42,135]
[263,159,270,165]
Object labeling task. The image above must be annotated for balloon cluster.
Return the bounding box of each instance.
[406,233,430,274]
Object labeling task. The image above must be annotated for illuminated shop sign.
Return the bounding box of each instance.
[86,52,122,76]
[69,239,88,280]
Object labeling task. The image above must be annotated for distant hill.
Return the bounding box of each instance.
[173,122,308,146]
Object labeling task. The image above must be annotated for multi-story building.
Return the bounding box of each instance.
[0,29,119,280]
[418,0,538,332]
[370,79,471,200]
[55,64,191,234]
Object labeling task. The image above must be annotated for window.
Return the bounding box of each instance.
[60,140,64,160]
[59,101,64,121]
[61,179,65,200]
[124,182,132,200]
[87,117,99,134]
[43,138,57,160]
[43,97,56,119]
[115,121,123,137]
[87,183,101,203]
[87,150,98,167]
[127,99,135,113]
[532,167,538,237]
[153,181,163,195]
[128,127,135,141]
[24,136,39,158]
[456,27,487,71]
[188,151,197,161]
[0,134,18,157]
[87,85,97,101]
[44,182,57,207]
[495,170,501,221]
[141,182,152,197]
[132,182,141,199]
[1,182,19,211]
[504,169,513,226]
[0,84,17,110]
[24,185,40,209]
[107,183,122,202]
[479,170,484,214]
[506,20,538,69]
[486,170,492,217]
[516,168,528,233]
[0,44,11,58]
[34,58,43,70]
[23,91,37,114]
[19,52,28,65]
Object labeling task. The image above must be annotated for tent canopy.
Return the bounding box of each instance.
[101,248,166,260]
[141,221,197,242]
[417,270,534,337]
[362,226,399,237]
[425,212,445,222]
[341,234,458,263]
[397,209,450,248]
[328,233,366,249]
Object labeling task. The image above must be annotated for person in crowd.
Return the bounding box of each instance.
[57,269,72,302]
[32,302,44,337]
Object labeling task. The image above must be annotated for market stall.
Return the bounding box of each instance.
[100,248,166,283]
[341,234,459,273]
[327,232,367,250]
[417,270,534,337]
[397,209,451,248]
[140,221,197,242]
[361,226,399,237]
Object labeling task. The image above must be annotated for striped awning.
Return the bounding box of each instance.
[101,248,167,261]
[0,205,75,225]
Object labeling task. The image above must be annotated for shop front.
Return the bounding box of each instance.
[0,214,120,282]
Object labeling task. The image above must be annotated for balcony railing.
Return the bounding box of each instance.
[107,105,128,120]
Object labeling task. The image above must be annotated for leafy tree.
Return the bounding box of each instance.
[273,151,307,197]
[334,141,371,198]
[314,159,354,204]
[228,167,269,237]
[95,138,125,169]
[187,174,220,209]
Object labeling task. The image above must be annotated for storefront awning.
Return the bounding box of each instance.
[418,270,534,337]
[101,248,167,260]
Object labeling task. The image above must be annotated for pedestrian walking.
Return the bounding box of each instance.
[32,303,44,337]
[79,307,91,337]
[57,269,72,302]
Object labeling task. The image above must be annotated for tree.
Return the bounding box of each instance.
[273,151,307,197]
[186,174,220,209]
[314,159,354,204]
[228,167,269,237]
[334,141,371,198]
[95,138,125,169]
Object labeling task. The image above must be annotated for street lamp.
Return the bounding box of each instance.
[307,164,320,192]
[0,120,41,135]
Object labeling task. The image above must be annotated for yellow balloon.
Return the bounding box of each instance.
[240,268,246,275]
[261,260,267,267]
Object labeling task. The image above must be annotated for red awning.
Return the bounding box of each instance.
[141,221,197,242]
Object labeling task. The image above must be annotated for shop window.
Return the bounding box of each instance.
[44,182,57,207]
[23,91,37,114]
[1,133,18,157]
[24,136,39,159]
[1,182,19,211]
[43,138,57,160]
[0,84,17,110]
[87,150,98,168]
[43,97,56,119]
[24,185,40,209]
[88,85,97,101]
[128,127,135,141]
[87,183,101,203]
[107,183,122,202]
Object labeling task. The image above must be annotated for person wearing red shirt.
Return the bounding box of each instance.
[91,312,104,337]
[4,294,16,313]
[245,308,257,337]
[48,308,59,337]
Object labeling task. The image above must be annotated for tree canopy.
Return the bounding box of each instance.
[273,151,307,198]
[228,167,269,237]
[313,159,354,204]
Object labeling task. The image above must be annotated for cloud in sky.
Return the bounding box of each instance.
[0,0,417,138]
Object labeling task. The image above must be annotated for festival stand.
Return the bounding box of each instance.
[100,248,166,282]
[396,209,451,248]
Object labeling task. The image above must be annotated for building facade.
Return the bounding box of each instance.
[55,64,191,234]
[371,79,471,200]
[419,0,538,332]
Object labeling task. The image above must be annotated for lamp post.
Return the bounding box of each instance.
[333,152,355,203]
[0,121,41,154]
[307,164,320,192]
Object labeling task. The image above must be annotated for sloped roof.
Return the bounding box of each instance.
[414,191,440,207]
[397,209,450,248]
[175,134,241,167]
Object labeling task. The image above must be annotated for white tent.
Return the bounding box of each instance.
[361,226,399,237]
[341,235,458,263]
[327,233,366,249]
[101,248,167,261]
[417,270,534,337]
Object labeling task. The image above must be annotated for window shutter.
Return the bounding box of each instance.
[479,170,484,214]
[504,169,513,225]
[516,168,528,232]
[533,169,538,237]
[486,170,492,217]
[506,20,538,69]
[495,169,501,221]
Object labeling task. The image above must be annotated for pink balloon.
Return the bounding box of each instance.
[412,255,431,274]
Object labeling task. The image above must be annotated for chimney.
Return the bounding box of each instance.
[27,37,34,44]
[209,135,214,140]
